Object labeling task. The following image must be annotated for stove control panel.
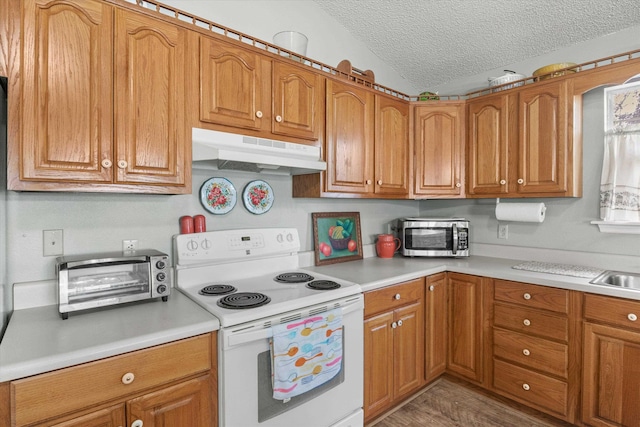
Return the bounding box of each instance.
[174,228,301,266]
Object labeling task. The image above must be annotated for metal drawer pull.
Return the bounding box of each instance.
[523,319,531,326]
[394,293,401,300]
[629,313,638,322]
[522,383,530,391]
[522,349,530,356]
[121,372,135,385]
[131,420,143,427]
[523,293,531,300]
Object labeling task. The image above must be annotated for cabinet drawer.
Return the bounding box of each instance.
[494,303,568,342]
[584,293,640,332]
[12,334,212,426]
[494,280,568,313]
[493,359,568,418]
[364,278,424,318]
[493,328,568,378]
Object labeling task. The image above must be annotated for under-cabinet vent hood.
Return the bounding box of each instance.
[192,128,326,175]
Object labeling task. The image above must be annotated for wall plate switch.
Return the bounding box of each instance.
[498,224,508,239]
[43,229,63,256]
[123,239,138,251]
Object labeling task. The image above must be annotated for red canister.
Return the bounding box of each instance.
[194,215,206,233]
[179,216,194,234]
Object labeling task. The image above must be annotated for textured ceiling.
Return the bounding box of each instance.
[312,0,640,91]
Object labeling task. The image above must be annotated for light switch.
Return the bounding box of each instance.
[43,229,63,256]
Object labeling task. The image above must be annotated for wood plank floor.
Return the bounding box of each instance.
[369,377,573,427]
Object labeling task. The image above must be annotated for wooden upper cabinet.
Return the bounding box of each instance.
[375,96,409,196]
[325,79,375,194]
[413,102,465,198]
[20,0,114,184]
[12,0,191,193]
[114,8,189,187]
[466,93,514,196]
[272,61,324,141]
[517,79,572,195]
[199,36,269,131]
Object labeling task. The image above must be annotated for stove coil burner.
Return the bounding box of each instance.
[306,280,341,290]
[274,272,315,283]
[217,292,271,309]
[199,284,237,296]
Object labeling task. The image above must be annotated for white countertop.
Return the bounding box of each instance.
[0,291,219,382]
[304,254,640,301]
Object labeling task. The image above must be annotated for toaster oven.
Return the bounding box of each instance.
[56,249,170,319]
[397,218,470,257]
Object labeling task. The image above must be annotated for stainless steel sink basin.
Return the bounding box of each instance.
[590,270,640,290]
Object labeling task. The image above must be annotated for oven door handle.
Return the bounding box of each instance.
[227,328,274,347]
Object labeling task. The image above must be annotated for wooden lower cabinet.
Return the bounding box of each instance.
[490,280,580,424]
[582,294,640,427]
[425,273,447,382]
[447,273,487,385]
[4,333,217,427]
[363,278,425,422]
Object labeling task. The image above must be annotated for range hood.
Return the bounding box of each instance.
[192,128,326,175]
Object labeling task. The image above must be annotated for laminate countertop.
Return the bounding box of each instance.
[0,290,219,382]
[303,254,640,301]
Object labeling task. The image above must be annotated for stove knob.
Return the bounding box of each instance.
[277,234,284,243]
[186,239,198,251]
[157,284,167,294]
[156,272,166,281]
[156,260,166,270]
[201,238,212,250]
[286,233,294,242]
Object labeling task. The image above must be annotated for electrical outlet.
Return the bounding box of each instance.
[43,229,63,256]
[498,224,508,239]
[123,239,138,251]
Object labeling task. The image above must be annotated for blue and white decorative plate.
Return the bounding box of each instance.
[200,177,237,215]
[242,180,274,215]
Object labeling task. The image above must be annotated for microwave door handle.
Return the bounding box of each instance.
[452,224,458,255]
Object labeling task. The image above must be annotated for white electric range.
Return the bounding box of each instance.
[173,228,364,427]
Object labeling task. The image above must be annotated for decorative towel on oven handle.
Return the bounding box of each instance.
[270,307,343,400]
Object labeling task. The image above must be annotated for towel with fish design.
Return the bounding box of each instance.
[270,308,343,400]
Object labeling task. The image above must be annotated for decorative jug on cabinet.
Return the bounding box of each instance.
[376,234,401,258]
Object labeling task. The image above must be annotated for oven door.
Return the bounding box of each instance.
[218,294,364,427]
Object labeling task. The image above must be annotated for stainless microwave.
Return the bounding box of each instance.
[397,218,469,257]
[56,249,170,319]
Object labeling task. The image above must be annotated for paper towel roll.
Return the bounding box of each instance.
[495,203,546,222]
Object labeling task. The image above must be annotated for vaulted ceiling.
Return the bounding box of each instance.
[312,0,640,91]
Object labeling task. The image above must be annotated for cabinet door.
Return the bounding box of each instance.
[114,9,189,188]
[425,273,447,382]
[375,96,409,196]
[20,0,113,183]
[447,273,483,383]
[127,375,213,427]
[363,311,394,421]
[272,61,323,141]
[325,79,375,194]
[582,323,640,427]
[517,80,571,194]
[413,103,465,197]
[200,36,269,131]
[394,300,425,398]
[466,94,513,196]
[36,405,125,427]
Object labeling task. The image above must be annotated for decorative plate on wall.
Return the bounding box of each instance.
[200,177,237,215]
[242,180,274,214]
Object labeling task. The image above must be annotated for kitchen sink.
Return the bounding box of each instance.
[590,270,640,290]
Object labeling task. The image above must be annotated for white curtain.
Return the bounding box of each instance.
[600,131,640,221]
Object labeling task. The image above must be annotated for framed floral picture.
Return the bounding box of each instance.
[312,212,363,266]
